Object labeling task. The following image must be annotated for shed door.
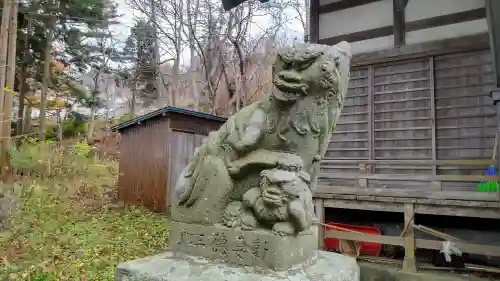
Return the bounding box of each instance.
[168,130,206,210]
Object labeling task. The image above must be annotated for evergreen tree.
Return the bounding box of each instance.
[5,0,121,135]
[127,19,159,106]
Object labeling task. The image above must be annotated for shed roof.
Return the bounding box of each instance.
[110,106,227,132]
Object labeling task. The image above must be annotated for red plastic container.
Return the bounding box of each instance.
[324,222,382,256]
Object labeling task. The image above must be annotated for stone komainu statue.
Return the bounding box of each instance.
[171,41,351,236]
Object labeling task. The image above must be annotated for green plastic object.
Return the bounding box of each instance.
[477,164,500,192]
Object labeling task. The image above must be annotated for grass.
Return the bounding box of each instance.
[0,139,169,281]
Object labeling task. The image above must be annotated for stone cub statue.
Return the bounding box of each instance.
[223,154,316,236]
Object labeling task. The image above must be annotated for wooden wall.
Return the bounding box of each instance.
[314,0,488,55]
[319,47,497,195]
[117,112,225,213]
[118,119,170,213]
[168,131,205,211]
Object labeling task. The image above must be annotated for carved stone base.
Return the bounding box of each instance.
[114,251,360,281]
[168,221,317,270]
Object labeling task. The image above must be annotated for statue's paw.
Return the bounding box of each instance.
[233,141,246,151]
[298,228,313,236]
[272,222,295,236]
[276,153,304,171]
[313,154,322,162]
[177,192,190,206]
[240,212,258,230]
[226,163,240,176]
[223,201,244,228]
[223,216,241,228]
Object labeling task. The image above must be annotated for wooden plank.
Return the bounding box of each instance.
[368,66,374,161]
[320,9,486,46]
[373,97,430,104]
[402,203,417,273]
[333,195,500,208]
[325,230,500,256]
[416,205,500,219]
[351,33,489,67]
[315,186,499,201]
[320,25,394,45]
[324,199,404,212]
[373,126,432,132]
[327,148,368,152]
[322,198,500,218]
[374,87,430,95]
[342,111,369,116]
[372,136,431,140]
[336,120,368,125]
[375,77,429,86]
[333,129,367,134]
[430,56,440,191]
[413,224,463,242]
[319,0,381,14]
[319,173,500,182]
[309,0,319,43]
[374,107,430,113]
[358,163,368,188]
[321,159,496,166]
[393,0,405,47]
[373,146,431,150]
[361,165,432,170]
[415,239,500,257]
[325,230,404,246]
[328,138,369,142]
[375,66,430,77]
[315,198,325,249]
[406,8,486,33]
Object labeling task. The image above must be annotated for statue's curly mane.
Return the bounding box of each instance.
[272,60,343,142]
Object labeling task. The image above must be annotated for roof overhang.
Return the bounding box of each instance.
[221,0,270,11]
[110,106,227,132]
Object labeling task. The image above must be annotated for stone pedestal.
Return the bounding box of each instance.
[168,221,317,270]
[115,251,360,281]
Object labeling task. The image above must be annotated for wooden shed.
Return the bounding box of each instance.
[110,107,226,213]
[309,0,500,272]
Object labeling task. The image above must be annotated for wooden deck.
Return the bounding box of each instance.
[314,192,500,273]
[315,158,500,212]
[313,158,500,273]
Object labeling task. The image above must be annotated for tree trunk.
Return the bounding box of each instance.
[172,56,179,106]
[23,106,31,132]
[40,15,56,141]
[304,0,310,41]
[56,109,62,141]
[87,107,96,140]
[186,0,200,110]
[17,18,31,135]
[191,77,198,111]
[149,0,162,102]
[2,0,17,169]
[131,84,136,117]
[0,0,13,156]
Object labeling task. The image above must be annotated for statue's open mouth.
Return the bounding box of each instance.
[262,187,284,207]
[273,78,308,102]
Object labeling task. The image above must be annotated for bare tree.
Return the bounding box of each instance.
[128,0,300,115]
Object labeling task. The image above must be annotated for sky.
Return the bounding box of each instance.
[112,0,138,40]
